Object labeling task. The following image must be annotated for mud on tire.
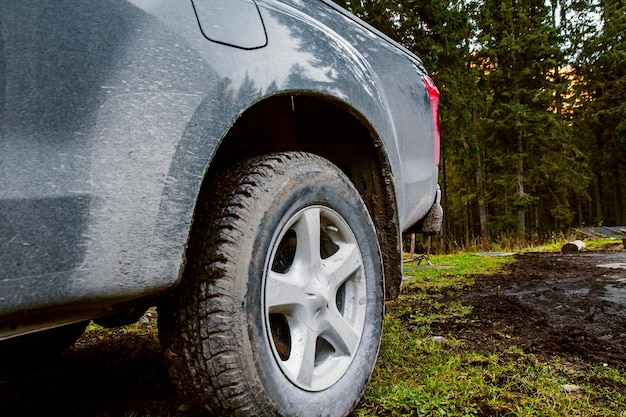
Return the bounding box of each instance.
[158,152,384,416]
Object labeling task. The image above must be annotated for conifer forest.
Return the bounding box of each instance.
[334,0,626,249]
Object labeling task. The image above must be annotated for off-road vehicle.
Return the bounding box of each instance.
[0,1,442,415]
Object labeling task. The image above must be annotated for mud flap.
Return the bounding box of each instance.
[421,202,443,235]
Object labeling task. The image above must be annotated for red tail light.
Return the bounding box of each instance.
[423,75,440,167]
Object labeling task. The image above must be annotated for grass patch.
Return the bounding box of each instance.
[523,236,620,253]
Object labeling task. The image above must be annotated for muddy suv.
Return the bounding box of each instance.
[0,1,442,415]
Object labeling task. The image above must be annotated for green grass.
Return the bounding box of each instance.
[353,251,626,417]
[523,236,620,253]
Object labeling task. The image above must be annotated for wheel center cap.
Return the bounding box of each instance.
[300,274,330,331]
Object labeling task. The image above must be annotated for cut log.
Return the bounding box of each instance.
[562,240,586,253]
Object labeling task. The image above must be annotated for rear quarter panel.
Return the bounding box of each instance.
[0,0,437,331]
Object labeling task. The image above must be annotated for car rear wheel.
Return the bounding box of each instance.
[159,152,384,416]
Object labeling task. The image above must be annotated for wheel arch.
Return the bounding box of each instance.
[204,93,403,300]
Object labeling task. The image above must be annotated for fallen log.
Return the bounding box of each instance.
[562,240,586,253]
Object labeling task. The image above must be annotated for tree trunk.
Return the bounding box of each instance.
[594,176,603,224]
[613,168,625,225]
[474,111,490,248]
[517,133,526,239]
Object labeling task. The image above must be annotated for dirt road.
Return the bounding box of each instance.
[1,245,624,416]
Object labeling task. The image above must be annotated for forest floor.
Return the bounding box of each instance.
[0,243,624,416]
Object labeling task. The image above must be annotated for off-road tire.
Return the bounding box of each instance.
[159,152,384,416]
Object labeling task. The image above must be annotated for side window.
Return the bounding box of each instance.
[191,0,267,49]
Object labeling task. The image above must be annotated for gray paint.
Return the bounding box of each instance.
[0,0,439,335]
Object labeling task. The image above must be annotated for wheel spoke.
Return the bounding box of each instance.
[292,207,321,267]
[283,326,318,389]
[296,326,318,387]
[320,308,360,356]
[265,270,303,311]
[322,243,362,290]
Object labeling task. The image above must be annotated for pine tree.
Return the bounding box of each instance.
[575,0,626,225]
[474,0,590,239]
[335,0,595,245]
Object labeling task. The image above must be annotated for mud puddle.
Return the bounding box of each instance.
[453,246,626,366]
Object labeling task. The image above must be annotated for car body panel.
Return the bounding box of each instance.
[0,0,439,336]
